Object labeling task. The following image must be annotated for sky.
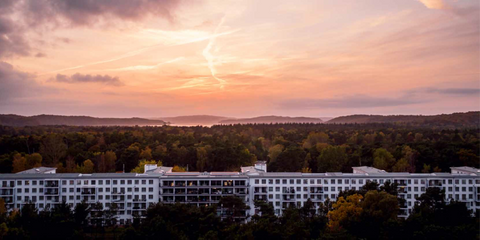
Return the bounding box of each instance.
[0,0,479,118]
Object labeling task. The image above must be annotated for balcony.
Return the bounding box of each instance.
[81,191,96,195]
[428,181,442,187]
[45,183,59,188]
[45,190,59,195]
[1,184,14,188]
[112,191,125,195]
[0,190,14,196]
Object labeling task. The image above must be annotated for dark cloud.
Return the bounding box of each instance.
[35,53,47,58]
[280,95,425,109]
[0,61,53,104]
[0,17,30,58]
[425,88,480,95]
[0,0,182,58]
[55,73,124,86]
[23,0,181,26]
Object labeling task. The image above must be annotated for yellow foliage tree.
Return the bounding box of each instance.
[327,194,363,231]
[12,153,26,173]
[172,165,186,172]
[139,146,153,160]
[131,159,162,173]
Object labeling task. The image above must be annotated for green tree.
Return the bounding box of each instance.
[373,148,395,171]
[317,146,347,172]
[267,144,284,163]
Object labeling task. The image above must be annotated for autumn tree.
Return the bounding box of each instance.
[327,194,363,231]
[12,153,26,173]
[172,165,186,172]
[104,151,117,172]
[131,159,161,173]
[139,146,153,160]
[77,159,94,173]
[25,153,42,169]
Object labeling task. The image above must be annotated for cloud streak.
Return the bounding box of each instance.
[55,73,123,86]
[280,95,425,109]
[105,57,184,71]
[202,16,228,88]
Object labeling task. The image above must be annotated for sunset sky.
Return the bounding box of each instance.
[1,0,479,118]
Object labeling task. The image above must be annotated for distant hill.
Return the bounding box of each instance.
[219,116,323,124]
[327,111,480,126]
[156,115,230,126]
[0,114,166,127]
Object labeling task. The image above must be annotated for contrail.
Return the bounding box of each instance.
[40,29,239,76]
[202,16,227,88]
[104,57,185,71]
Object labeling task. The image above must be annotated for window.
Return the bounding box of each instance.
[296,179,301,184]
[282,179,287,184]
[338,179,342,184]
[142,180,146,184]
[135,180,139,184]
[91,180,96,185]
[106,180,110,184]
[331,179,335,184]
[70,180,74,185]
[255,179,259,184]
[113,180,118,185]
[262,179,266,184]
[121,180,125,184]
[345,179,349,184]
[62,180,67,185]
[359,180,363,184]
[290,179,294,184]
[149,180,153,184]
[99,180,103,185]
[275,187,280,191]
[275,179,280,184]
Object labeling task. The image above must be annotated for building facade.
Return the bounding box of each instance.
[0,164,478,224]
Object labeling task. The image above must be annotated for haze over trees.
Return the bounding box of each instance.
[0,117,478,174]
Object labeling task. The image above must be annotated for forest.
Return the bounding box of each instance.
[0,122,478,174]
[0,184,476,239]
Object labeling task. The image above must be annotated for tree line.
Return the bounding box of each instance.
[0,123,478,174]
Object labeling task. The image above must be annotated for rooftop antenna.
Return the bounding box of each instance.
[187,164,189,172]
[123,164,125,173]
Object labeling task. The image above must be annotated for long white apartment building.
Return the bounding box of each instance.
[0,163,478,224]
